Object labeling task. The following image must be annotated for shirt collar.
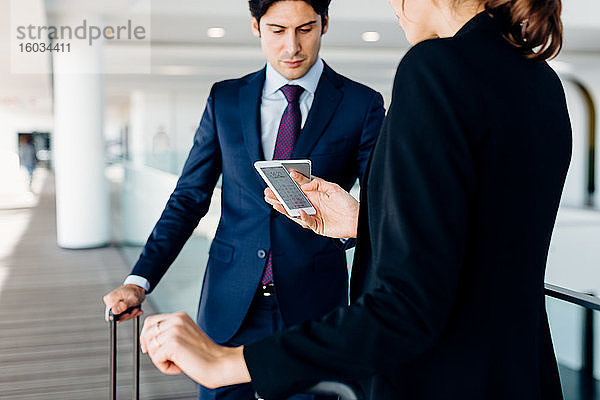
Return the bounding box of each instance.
[263,58,324,97]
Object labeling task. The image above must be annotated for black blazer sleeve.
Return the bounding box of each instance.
[131,85,222,291]
[338,91,385,251]
[243,41,480,399]
[355,91,385,186]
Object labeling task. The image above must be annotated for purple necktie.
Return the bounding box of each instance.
[261,84,304,286]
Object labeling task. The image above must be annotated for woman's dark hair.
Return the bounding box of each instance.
[483,0,563,60]
[248,0,331,26]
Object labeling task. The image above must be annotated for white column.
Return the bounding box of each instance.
[52,16,109,248]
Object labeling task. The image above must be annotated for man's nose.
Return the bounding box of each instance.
[285,32,300,56]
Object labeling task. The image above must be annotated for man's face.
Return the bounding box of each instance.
[251,1,328,80]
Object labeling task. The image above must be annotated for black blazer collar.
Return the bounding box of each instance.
[455,11,501,38]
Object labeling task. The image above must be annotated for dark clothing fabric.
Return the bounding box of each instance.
[244,12,572,400]
[199,292,318,400]
[131,63,385,344]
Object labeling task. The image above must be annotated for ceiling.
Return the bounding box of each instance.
[1,0,599,115]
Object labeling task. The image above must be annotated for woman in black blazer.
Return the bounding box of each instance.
[140,0,571,399]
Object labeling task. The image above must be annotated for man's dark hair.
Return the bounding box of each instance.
[248,0,331,26]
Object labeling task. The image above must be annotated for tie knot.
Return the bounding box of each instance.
[280,84,304,104]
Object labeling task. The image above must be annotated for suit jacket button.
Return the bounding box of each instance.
[257,249,267,259]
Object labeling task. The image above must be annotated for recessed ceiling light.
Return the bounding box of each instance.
[207,27,226,38]
[361,31,381,42]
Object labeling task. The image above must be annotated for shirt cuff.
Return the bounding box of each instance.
[123,275,150,292]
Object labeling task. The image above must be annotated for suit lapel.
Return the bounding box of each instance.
[239,68,266,162]
[292,63,343,158]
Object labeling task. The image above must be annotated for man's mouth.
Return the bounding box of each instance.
[282,59,304,68]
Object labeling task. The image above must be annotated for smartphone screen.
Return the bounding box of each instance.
[260,166,312,210]
[281,161,310,179]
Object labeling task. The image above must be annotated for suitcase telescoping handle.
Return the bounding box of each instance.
[109,306,142,400]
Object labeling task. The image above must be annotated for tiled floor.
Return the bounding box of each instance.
[0,171,197,399]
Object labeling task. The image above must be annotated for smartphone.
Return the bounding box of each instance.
[280,159,311,179]
[254,160,316,217]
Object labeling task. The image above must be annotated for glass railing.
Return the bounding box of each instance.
[125,151,191,176]
[547,284,600,399]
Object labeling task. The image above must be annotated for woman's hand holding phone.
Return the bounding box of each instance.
[264,171,359,239]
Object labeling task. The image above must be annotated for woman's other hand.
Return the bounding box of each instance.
[264,171,360,239]
[140,312,250,389]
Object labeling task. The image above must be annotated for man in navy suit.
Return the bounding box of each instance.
[104,0,384,398]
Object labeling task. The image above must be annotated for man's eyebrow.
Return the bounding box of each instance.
[296,21,317,29]
[265,20,317,29]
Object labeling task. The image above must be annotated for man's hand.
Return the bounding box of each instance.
[264,171,360,239]
[140,312,250,389]
[103,284,145,322]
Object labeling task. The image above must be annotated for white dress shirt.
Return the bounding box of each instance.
[124,59,325,292]
[260,58,324,160]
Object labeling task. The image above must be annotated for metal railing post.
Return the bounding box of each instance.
[581,306,595,400]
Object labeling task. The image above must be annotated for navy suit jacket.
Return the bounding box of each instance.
[131,62,385,343]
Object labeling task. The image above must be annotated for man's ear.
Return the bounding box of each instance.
[251,17,261,38]
[321,14,329,35]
